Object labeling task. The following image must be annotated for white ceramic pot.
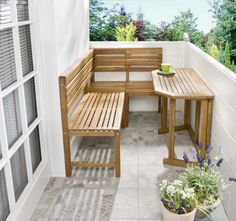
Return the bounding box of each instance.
[161,203,197,221]
[195,198,221,218]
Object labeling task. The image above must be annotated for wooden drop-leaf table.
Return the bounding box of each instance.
[152,68,214,166]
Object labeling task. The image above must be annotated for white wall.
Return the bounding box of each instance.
[184,42,236,220]
[90,41,185,111]
[37,0,89,177]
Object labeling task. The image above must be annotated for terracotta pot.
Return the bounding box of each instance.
[195,198,221,218]
[161,203,197,221]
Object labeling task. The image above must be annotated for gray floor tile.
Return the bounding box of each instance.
[111,189,139,219]
[139,188,162,219]
[31,112,193,221]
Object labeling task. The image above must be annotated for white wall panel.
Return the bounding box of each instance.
[185,42,236,219]
[38,0,89,177]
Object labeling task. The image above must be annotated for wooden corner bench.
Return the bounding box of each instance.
[59,49,125,177]
[59,48,163,177]
[88,48,163,126]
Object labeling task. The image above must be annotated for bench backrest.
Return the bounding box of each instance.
[94,48,162,81]
[59,49,94,113]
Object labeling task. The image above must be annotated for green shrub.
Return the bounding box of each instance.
[115,23,137,41]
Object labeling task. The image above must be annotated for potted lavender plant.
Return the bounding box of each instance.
[160,179,197,221]
[181,145,226,218]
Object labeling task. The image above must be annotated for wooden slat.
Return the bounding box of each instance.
[71,93,97,129]
[69,93,91,128]
[94,67,126,72]
[95,59,126,66]
[108,93,120,128]
[64,49,93,83]
[71,161,115,167]
[127,48,162,54]
[97,93,112,129]
[88,82,126,93]
[89,93,108,128]
[152,69,214,99]
[82,93,102,129]
[114,93,125,129]
[102,93,116,129]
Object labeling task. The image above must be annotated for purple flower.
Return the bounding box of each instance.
[196,154,204,167]
[209,163,215,168]
[180,201,186,208]
[177,208,185,214]
[183,152,189,164]
[229,177,236,182]
[208,158,212,166]
[216,158,223,167]
[206,145,213,153]
[161,198,169,209]
[170,201,174,209]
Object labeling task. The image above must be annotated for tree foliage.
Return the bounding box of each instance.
[170,10,204,46]
[115,23,137,41]
[210,0,236,60]
[89,0,236,73]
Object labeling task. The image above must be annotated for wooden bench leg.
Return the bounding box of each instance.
[115,132,120,177]
[63,134,72,176]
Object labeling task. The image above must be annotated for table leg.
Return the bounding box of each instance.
[158,96,162,113]
[184,100,191,127]
[206,99,213,146]
[200,100,208,158]
[161,96,167,128]
[168,98,176,160]
[194,101,201,144]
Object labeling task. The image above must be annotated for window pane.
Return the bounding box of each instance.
[0,0,11,25]
[3,90,22,148]
[0,28,17,90]
[0,169,10,221]
[29,126,41,173]
[19,25,33,76]
[16,0,29,22]
[24,78,37,126]
[11,144,28,201]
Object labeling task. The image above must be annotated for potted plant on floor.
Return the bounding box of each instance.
[160,179,197,221]
[181,146,226,218]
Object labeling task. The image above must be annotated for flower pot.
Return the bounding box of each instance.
[161,203,197,221]
[195,198,221,218]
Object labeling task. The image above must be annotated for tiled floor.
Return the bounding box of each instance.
[31,112,195,221]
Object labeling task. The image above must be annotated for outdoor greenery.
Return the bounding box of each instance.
[89,0,236,73]
[160,179,196,214]
[181,145,226,211]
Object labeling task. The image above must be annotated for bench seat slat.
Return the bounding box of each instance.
[69,92,124,132]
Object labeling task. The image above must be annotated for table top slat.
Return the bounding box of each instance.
[152,68,214,99]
